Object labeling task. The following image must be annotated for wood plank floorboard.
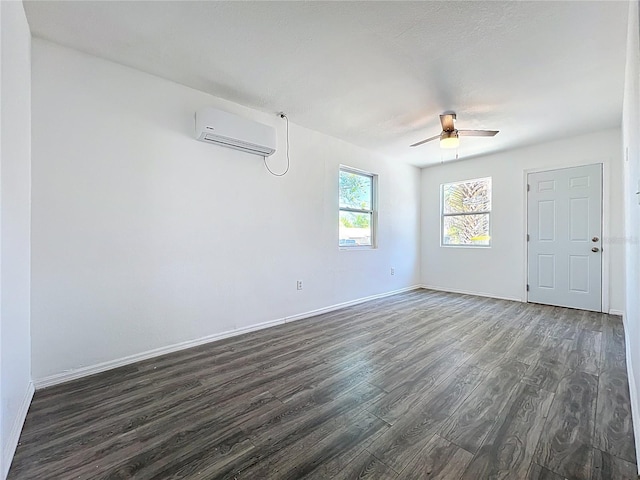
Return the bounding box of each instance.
[460,383,555,480]
[533,370,599,479]
[522,357,566,394]
[439,360,528,454]
[594,368,637,464]
[366,349,470,426]
[395,434,474,480]
[367,364,485,473]
[332,451,398,480]
[591,448,639,480]
[7,290,638,479]
[567,330,602,375]
[527,463,566,479]
[601,315,630,373]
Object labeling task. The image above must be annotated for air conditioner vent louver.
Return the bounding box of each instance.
[195,108,276,156]
[202,134,275,156]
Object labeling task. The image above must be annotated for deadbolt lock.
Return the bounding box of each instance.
[592,247,600,253]
[592,236,599,242]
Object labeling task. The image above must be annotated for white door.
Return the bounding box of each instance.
[527,164,602,311]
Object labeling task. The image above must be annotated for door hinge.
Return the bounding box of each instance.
[526,284,530,292]
[526,234,530,241]
[527,184,530,192]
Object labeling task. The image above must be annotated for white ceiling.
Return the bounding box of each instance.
[24,1,629,167]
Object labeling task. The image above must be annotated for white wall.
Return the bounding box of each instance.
[421,128,625,313]
[30,39,421,383]
[0,1,33,478]
[622,0,640,470]
[1,3,4,473]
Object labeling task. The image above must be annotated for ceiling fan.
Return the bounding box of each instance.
[410,113,499,149]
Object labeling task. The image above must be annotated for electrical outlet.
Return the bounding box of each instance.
[297,280,303,290]
[391,267,395,275]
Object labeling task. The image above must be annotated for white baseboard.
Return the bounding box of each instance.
[608,309,625,317]
[623,315,640,476]
[34,285,422,390]
[33,317,287,389]
[420,284,523,303]
[284,285,421,323]
[3,381,34,479]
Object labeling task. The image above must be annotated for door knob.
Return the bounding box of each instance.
[592,247,600,252]
[592,236,599,242]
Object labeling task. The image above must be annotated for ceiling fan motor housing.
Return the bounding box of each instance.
[440,130,458,139]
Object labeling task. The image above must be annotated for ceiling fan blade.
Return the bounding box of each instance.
[410,134,441,147]
[440,114,456,132]
[458,129,499,137]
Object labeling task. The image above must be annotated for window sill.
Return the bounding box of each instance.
[440,244,492,248]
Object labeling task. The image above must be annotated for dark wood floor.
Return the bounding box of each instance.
[8,290,638,479]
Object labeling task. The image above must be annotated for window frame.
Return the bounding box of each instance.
[440,176,492,248]
[339,166,378,249]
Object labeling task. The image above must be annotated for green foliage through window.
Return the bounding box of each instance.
[339,168,376,247]
[442,178,491,246]
[340,172,372,210]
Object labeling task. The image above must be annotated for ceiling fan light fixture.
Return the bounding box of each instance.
[440,131,459,149]
[409,112,498,149]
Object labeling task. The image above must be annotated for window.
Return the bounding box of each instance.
[339,167,376,247]
[441,177,491,246]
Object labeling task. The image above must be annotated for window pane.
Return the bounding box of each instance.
[443,178,491,214]
[339,171,372,210]
[339,211,372,246]
[443,214,490,245]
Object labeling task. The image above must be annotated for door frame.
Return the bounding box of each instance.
[522,160,610,313]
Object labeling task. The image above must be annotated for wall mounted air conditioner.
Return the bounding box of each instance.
[195,107,276,156]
